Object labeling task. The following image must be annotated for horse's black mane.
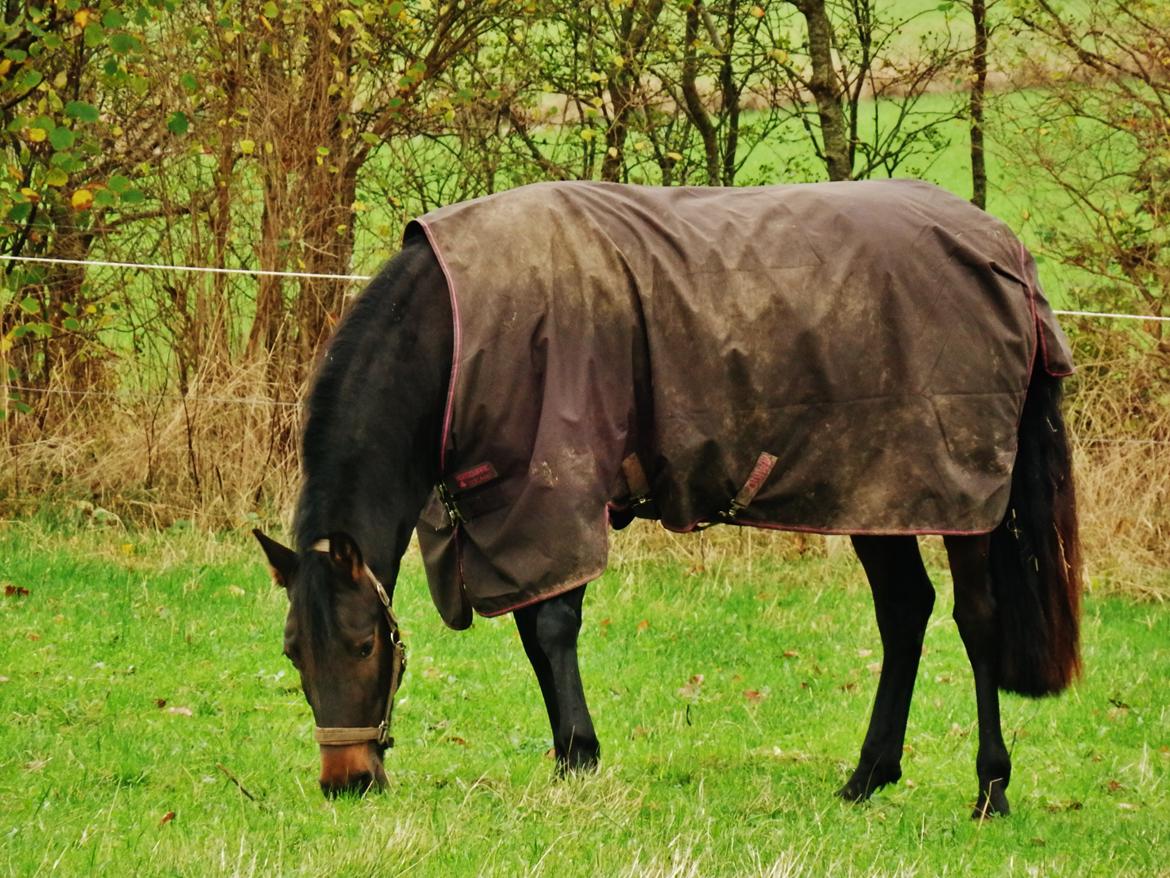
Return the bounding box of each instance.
[293,235,448,555]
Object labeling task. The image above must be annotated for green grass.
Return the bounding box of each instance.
[2,522,1168,876]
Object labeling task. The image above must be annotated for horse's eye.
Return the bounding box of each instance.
[357,639,374,659]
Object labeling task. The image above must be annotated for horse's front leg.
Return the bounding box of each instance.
[838,535,935,802]
[945,534,1011,818]
[514,585,600,772]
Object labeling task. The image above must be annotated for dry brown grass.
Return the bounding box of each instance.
[1065,341,1170,598]
[3,342,1167,597]
[1,359,301,529]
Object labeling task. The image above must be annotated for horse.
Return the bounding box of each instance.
[254,179,1081,817]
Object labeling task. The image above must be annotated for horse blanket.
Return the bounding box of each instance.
[408,179,1074,629]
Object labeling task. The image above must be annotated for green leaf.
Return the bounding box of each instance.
[65,101,100,123]
[49,127,76,150]
[166,111,189,135]
[179,73,198,92]
[19,295,41,314]
[51,151,85,173]
[108,174,131,194]
[8,203,32,222]
[102,9,127,28]
[18,69,44,91]
[110,33,141,55]
[262,1,278,17]
[120,188,145,205]
[93,189,117,208]
[62,317,82,331]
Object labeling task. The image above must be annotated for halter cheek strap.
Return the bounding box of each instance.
[308,540,407,749]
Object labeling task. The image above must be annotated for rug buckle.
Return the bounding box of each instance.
[436,481,464,525]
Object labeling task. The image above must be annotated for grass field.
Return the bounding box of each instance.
[2,521,1167,876]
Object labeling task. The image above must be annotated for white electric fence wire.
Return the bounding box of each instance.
[0,253,371,282]
[1051,309,1170,322]
[1,253,1168,322]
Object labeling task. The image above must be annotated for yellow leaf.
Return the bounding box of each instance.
[666,151,683,162]
[26,127,47,143]
[71,189,94,210]
[20,187,39,202]
[120,543,134,555]
[607,146,619,158]
[0,59,12,77]
[74,9,91,27]
[579,128,596,142]
[750,5,765,17]
[239,138,255,155]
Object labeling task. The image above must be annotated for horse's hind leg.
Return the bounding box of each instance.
[945,533,1011,818]
[838,535,935,802]
[514,585,600,773]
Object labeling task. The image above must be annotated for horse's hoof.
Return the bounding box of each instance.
[555,745,601,777]
[836,763,902,802]
[971,786,1010,819]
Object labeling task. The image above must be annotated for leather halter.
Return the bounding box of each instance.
[308,540,407,749]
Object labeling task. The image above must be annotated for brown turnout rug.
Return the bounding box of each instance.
[408,180,1073,628]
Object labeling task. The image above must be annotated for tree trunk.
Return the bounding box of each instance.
[970,0,989,208]
[602,0,666,182]
[792,0,851,181]
[682,3,720,186]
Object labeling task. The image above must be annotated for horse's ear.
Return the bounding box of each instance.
[253,529,297,588]
[326,531,364,584]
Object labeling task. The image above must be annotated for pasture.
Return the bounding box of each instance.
[2,521,1167,877]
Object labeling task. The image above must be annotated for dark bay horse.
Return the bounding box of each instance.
[255,181,1081,817]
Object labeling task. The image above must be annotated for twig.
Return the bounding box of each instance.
[217,762,260,802]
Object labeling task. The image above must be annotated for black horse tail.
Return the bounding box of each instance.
[989,364,1082,697]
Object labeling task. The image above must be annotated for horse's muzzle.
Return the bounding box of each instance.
[318,744,387,797]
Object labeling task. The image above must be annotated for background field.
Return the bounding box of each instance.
[2,521,1167,877]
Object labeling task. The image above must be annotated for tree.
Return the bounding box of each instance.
[1,0,185,399]
[1009,0,1169,338]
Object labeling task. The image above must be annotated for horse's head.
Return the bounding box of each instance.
[253,530,405,798]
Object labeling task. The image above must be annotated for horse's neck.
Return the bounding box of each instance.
[294,241,452,581]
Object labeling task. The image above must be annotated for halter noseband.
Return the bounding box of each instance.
[308,539,406,750]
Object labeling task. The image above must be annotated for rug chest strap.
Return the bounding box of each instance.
[434,462,520,526]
